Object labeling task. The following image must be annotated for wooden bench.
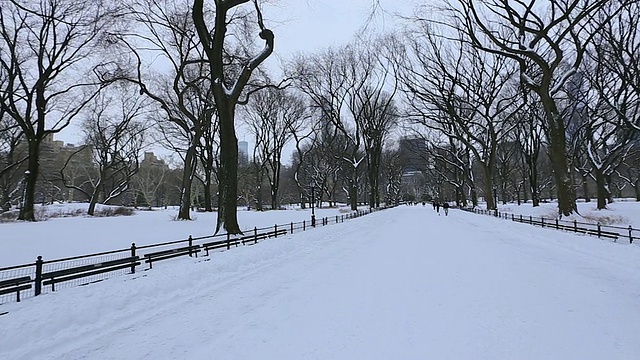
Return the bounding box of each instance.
[0,276,32,302]
[42,256,140,292]
[143,245,200,269]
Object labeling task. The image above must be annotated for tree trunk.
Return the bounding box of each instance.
[177,145,197,220]
[605,174,613,204]
[270,158,281,210]
[595,168,607,210]
[522,175,529,203]
[87,194,98,216]
[469,184,478,207]
[349,169,358,211]
[216,103,241,234]
[543,98,576,215]
[270,185,278,210]
[255,166,264,211]
[18,140,40,221]
[203,170,213,212]
[482,165,495,210]
[581,173,590,202]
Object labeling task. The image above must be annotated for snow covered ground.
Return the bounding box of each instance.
[1,205,639,359]
[494,199,640,228]
[0,205,352,267]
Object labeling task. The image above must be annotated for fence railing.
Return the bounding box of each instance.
[461,207,638,244]
[0,205,393,306]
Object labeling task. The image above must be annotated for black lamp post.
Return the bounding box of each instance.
[311,186,316,227]
[493,185,498,216]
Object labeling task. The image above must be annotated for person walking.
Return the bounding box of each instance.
[443,201,449,216]
[435,201,440,214]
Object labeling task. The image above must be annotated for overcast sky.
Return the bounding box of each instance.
[261,0,416,70]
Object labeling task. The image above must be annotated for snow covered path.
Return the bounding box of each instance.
[1,206,639,359]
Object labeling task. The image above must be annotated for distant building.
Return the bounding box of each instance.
[238,141,249,164]
[399,137,428,173]
[141,151,168,169]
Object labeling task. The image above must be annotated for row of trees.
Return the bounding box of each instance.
[397,0,640,213]
[2,0,640,233]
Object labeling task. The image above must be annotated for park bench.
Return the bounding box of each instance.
[143,245,200,269]
[0,276,32,302]
[42,256,140,292]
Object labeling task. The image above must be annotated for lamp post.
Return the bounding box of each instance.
[493,185,498,216]
[311,186,316,227]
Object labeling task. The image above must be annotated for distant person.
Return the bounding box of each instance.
[443,201,449,216]
[435,201,440,214]
[432,201,436,211]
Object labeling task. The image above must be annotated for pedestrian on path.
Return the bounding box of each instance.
[443,201,449,216]
[435,201,440,214]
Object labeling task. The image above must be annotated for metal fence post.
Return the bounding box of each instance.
[291,222,294,234]
[529,215,532,224]
[130,243,136,274]
[597,223,601,238]
[254,227,258,244]
[274,224,278,238]
[227,233,231,249]
[303,220,306,231]
[188,235,193,257]
[630,226,633,244]
[555,219,559,230]
[574,220,577,233]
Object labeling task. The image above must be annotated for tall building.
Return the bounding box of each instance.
[399,137,428,173]
[238,141,249,164]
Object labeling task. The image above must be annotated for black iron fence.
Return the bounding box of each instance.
[461,207,638,244]
[0,206,392,306]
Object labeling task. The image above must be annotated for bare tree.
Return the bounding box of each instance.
[514,93,545,206]
[617,144,640,201]
[0,0,122,220]
[193,0,274,234]
[290,112,321,209]
[244,88,309,210]
[0,112,25,211]
[356,87,398,208]
[399,19,519,210]
[588,1,640,133]
[380,146,404,205]
[60,84,149,215]
[291,45,373,210]
[451,0,623,216]
[134,155,168,209]
[116,0,213,220]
